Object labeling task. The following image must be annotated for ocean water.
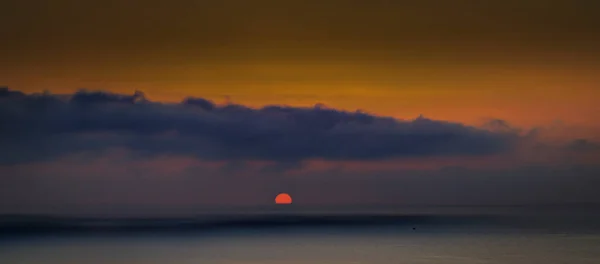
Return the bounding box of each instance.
[2,209,600,264]
[1,225,600,264]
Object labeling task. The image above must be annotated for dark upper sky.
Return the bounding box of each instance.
[3,0,600,64]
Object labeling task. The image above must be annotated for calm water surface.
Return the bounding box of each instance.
[1,226,600,264]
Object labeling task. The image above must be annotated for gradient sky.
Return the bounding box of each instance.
[1,0,599,216]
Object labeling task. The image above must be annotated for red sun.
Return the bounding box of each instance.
[275,193,293,204]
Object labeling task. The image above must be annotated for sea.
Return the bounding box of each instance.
[1,206,599,264]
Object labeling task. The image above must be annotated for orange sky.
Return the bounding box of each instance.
[2,0,599,135]
[5,60,599,133]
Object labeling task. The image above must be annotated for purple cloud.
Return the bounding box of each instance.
[0,88,544,164]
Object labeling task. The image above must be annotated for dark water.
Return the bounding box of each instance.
[1,211,600,263]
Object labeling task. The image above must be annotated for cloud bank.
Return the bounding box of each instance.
[0,88,525,164]
[1,88,599,214]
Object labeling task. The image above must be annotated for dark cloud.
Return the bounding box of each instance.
[182,97,216,111]
[0,89,525,164]
[70,89,148,104]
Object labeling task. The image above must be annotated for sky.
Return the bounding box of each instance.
[1,0,599,216]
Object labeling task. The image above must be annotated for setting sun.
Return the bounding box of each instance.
[275,193,293,204]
